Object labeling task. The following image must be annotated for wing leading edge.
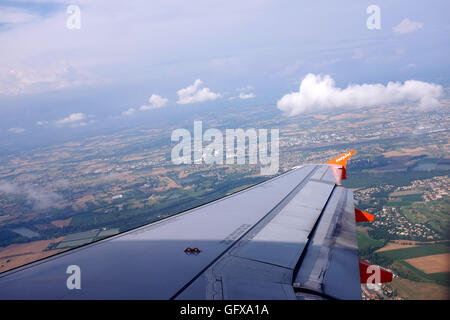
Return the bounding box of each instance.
[0,151,365,300]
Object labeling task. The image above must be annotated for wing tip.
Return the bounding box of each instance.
[325,150,356,167]
[325,150,356,166]
[355,208,375,222]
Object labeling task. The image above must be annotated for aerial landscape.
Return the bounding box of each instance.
[1,100,448,299]
[0,0,448,302]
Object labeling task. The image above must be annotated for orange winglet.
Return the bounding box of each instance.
[359,259,393,283]
[325,150,356,183]
[355,208,375,222]
[325,150,356,168]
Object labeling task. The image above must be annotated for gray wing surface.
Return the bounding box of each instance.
[0,164,361,300]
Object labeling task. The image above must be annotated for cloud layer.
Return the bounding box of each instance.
[277,73,443,116]
[177,79,221,104]
[0,7,38,25]
[393,18,424,34]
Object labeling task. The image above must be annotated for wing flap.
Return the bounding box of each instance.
[293,186,361,299]
[232,180,334,269]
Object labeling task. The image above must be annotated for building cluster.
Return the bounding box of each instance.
[374,207,440,240]
[361,283,402,300]
[400,175,449,202]
[354,176,447,241]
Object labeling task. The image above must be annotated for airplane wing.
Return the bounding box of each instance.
[0,150,390,300]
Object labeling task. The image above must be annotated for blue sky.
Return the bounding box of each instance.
[0,0,449,146]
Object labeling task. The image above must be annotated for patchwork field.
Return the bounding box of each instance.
[405,253,450,274]
[376,242,419,253]
[0,237,64,273]
[377,243,450,260]
[391,278,449,300]
[383,147,427,158]
[376,242,450,290]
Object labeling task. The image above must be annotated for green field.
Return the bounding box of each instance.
[357,230,384,252]
[397,260,450,286]
[377,243,450,260]
[387,193,423,207]
[344,170,450,189]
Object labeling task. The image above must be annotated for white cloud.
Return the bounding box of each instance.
[8,127,25,134]
[228,86,255,100]
[0,181,63,210]
[55,112,86,126]
[36,120,49,126]
[239,92,255,99]
[139,94,169,111]
[393,18,424,35]
[122,108,135,116]
[277,73,443,116]
[176,79,221,104]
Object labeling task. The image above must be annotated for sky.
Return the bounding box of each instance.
[0,0,449,150]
